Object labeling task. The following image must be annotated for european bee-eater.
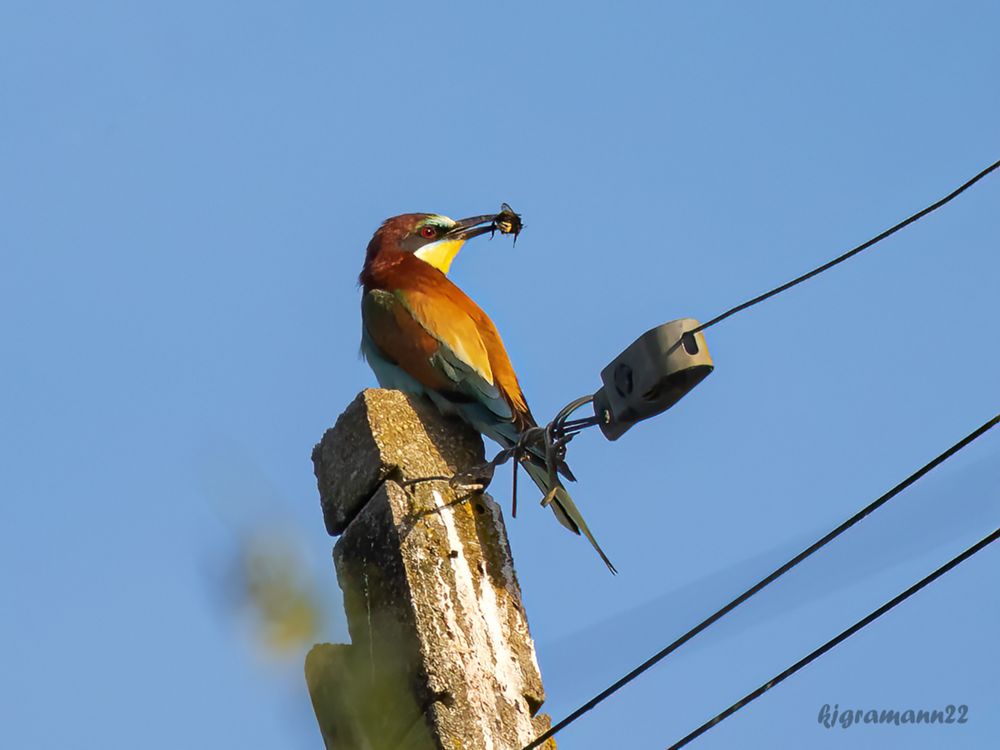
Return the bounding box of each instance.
[359,211,615,572]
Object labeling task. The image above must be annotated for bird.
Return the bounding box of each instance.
[358,211,615,572]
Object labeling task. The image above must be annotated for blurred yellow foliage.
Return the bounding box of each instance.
[237,531,325,658]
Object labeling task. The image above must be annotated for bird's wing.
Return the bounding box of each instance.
[362,288,514,422]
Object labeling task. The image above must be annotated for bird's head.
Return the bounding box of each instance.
[362,212,499,275]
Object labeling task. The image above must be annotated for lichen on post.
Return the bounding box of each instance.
[308,389,555,749]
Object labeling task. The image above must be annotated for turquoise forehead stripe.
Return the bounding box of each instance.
[423,214,456,227]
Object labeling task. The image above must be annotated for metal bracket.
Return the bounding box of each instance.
[592,318,714,440]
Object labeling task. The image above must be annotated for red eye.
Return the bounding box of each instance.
[420,226,436,239]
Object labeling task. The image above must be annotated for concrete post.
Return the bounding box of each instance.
[306,389,555,750]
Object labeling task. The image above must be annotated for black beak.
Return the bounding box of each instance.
[446,214,498,241]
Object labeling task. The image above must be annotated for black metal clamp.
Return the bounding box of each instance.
[591,318,714,440]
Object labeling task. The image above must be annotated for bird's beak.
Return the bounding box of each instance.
[417,208,521,274]
[445,214,499,241]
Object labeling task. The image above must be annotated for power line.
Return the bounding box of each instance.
[522,412,999,749]
[541,158,1000,453]
[690,157,1000,335]
[665,525,1000,750]
[522,159,1000,745]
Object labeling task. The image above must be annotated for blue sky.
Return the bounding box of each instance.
[2,2,998,748]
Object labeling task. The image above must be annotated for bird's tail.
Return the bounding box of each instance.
[452,404,616,574]
[520,458,617,574]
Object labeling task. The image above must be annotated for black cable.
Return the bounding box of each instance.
[546,158,1000,431]
[522,412,999,749]
[600,158,1000,401]
[689,158,1000,335]
[524,159,1000,742]
[666,525,1000,750]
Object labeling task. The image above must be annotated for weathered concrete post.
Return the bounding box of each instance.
[306,389,555,750]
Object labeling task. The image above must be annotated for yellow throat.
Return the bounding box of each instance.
[414,238,466,274]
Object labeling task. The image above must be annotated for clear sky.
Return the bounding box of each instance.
[2,2,998,748]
